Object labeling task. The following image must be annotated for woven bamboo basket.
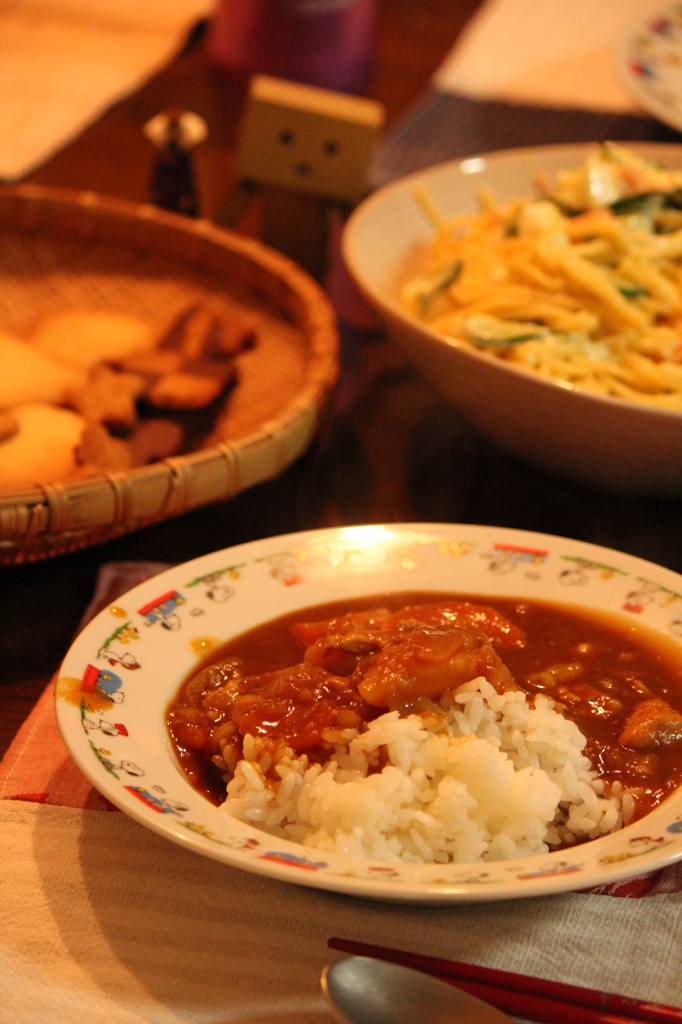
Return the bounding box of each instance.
[0,184,339,564]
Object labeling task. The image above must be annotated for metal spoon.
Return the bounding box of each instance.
[321,956,512,1024]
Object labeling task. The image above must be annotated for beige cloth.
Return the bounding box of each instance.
[433,0,665,112]
[0,0,213,181]
[2,799,682,1024]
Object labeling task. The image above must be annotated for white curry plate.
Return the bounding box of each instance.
[616,3,682,134]
[56,524,682,903]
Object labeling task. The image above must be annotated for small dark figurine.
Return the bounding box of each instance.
[143,109,208,217]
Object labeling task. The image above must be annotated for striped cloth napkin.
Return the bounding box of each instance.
[2,560,682,1023]
[370,0,682,188]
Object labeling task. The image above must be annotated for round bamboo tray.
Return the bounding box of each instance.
[0,184,339,564]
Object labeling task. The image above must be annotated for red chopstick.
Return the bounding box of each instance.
[328,937,682,1024]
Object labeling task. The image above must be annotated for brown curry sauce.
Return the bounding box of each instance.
[166,592,682,820]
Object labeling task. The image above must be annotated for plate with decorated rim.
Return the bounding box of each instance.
[616,2,682,134]
[55,523,682,903]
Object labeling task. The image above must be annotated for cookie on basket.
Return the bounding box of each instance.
[71,365,147,432]
[74,423,132,473]
[118,301,255,413]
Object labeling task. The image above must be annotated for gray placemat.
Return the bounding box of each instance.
[370,89,682,188]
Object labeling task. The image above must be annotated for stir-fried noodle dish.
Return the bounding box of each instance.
[401,144,682,409]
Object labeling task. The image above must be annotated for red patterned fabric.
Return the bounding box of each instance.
[0,680,116,810]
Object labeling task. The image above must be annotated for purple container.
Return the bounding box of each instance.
[207,0,377,93]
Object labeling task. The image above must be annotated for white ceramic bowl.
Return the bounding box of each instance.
[55,523,682,903]
[343,143,682,495]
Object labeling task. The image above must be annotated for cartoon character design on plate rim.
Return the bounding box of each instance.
[185,565,243,602]
[260,535,476,587]
[259,850,329,871]
[91,746,144,778]
[56,663,127,715]
[97,621,141,670]
[622,578,682,615]
[180,821,261,849]
[482,543,549,577]
[626,6,682,87]
[426,869,498,887]
[599,834,675,864]
[558,556,626,587]
[138,590,186,630]
[125,785,189,815]
[514,859,584,880]
[81,715,128,738]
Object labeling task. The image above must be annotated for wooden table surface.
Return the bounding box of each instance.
[3,0,682,759]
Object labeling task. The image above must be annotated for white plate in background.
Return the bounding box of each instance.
[616,3,682,134]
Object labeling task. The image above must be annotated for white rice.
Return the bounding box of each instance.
[221,677,628,863]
